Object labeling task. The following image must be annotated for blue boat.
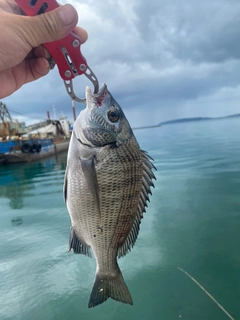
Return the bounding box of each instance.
[0,103,70,164]
[0,138,58,163]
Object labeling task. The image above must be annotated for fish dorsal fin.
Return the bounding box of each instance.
[117,150,156,258]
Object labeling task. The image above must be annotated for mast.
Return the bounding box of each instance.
[72,99,76,122]
[0,102,12,137]
[0,102,12,122]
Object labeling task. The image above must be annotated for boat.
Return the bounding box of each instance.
[0,102,71,164]
[0,138,56,163]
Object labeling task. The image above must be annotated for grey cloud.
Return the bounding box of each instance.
[3,0,240,127]
[134,0,240,64]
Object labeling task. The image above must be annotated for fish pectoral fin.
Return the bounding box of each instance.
[69,227,92,258]
[63,164,68,203]
[79,155,101,214]
[88,266,133,308]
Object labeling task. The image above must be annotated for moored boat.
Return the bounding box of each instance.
[0,138,57,163]
[0,102,71,164]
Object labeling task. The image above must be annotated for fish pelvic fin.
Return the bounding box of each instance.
[88,268,133,308]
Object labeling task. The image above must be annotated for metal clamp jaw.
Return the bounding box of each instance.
[64,66,99,103]
[15,0,99,103]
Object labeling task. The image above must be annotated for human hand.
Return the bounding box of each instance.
[0,0,88,99]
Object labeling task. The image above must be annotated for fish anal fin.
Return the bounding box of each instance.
[69,227,91,258]
[88,267,133,308]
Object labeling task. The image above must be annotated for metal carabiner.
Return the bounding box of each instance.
[64,66,99,103]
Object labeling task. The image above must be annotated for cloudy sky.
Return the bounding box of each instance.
[3,0,240,127]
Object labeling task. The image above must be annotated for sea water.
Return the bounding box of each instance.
[0,118,240,320]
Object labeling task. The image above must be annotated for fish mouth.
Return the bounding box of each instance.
[86,84,108,107]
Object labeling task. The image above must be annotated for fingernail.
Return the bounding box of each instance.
[44,58,50,70]
[59,4,77,26]
[43,46,51,59]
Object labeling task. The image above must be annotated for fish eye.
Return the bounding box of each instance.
[107,107,120,123]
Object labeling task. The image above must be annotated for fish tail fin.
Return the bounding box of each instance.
[88,267,133,308]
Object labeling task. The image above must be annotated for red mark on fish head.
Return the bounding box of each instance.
[96,88,108,106]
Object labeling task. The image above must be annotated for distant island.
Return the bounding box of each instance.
[133,113,240,130]
[160,113,240,125]
[133,124,161,130]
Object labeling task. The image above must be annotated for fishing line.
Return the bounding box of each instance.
[177,267,235,320]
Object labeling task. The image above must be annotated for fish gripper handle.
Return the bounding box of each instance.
[15,0,88,81]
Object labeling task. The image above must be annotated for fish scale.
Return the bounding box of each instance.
[64,84,156,307]
[95,144,142,256]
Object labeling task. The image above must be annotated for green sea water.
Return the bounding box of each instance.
[0,118,240,320]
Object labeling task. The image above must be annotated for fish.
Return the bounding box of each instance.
[64,84,156,308]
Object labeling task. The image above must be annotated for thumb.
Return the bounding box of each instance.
[20,4,79,47]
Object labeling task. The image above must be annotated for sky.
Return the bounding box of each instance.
[3,0,240,127]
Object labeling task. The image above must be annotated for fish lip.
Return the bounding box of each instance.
[93,83,107,98]
[93,83,108,106]
[85,83,108,108]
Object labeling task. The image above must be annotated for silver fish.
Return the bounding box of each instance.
[64,84,156,308]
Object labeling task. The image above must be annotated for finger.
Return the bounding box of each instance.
[31,27,88,60]
[27,27,87,67]
[25,45,50,60]
[0,0,22,14]
[33,45,51,59]
[0,57,50,98]
[17,57,50,85]
[16,4,82,47]
[27,57,50,80]
[75,26,88,44]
